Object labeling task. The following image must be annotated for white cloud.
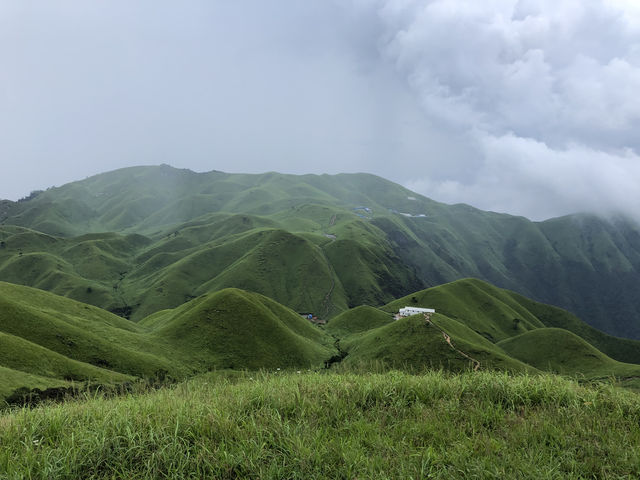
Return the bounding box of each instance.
[3,0,640,221]
[363,0,640,219]
[406,133,640,220]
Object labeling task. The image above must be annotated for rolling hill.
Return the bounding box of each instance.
[3,274,640,404]
[383,278,640,365]
[2,164,640,339]
[0,282,338,403]
[2,165,640,405]
[347,278,640,379]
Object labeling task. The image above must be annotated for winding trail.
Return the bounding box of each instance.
[425,314,481,371]
[319,262,336,320]
[318,213,338,319]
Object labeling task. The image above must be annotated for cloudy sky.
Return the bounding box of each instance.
[2,0,640,220]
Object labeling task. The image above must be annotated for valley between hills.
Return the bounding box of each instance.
[3,165,640,478]
[2,164,640,400]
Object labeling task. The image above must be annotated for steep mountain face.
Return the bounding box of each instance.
[1,164,639,338]
[372,209,640,338]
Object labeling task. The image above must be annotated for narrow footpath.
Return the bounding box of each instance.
[425,314,481,371]
[318,213,338,319]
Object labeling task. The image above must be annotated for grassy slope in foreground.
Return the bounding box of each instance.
[1,371,638,479]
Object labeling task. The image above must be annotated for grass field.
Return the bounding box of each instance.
[1,370,639,479]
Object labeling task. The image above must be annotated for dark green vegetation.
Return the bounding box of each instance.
[2,164,640,337]
[1,371,639,479]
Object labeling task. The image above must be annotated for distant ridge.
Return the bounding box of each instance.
[2,164,640,338]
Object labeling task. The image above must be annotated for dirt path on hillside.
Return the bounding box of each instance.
[425,314,481,371]
[318,214,336,319]
[319,268,336,320]
[317,214,339,318]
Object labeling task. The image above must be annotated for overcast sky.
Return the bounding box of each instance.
[2,0,640,220]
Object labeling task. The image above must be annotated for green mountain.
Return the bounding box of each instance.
[2,164,640,340]
[353,278,640,379]
[336,312,535,373]
[3,274,640,404]
[0,282,338,402]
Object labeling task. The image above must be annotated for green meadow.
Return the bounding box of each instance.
[1,371,639,479]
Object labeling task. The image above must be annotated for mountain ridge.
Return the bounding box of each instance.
[2,164,640,338]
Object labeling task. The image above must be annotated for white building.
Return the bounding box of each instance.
[398,306,435,317]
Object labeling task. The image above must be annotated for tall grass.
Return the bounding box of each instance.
[1,370,639,479]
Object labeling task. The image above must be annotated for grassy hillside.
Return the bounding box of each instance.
[339,313,534,373]
[497,328,640,378]
[1,371,639,478]
[0,366,69,403]
[318,278,640,380]
[0,282,337,403]
[0,332,132,384]
[0,212,422,322]
[384,278,640,366]
[4,165,640,338]
[3,273,640,407]
[144,288,336,370]
[324,305,394,338]
[0,282,181,392]
[3,165,640,338]
[385,277,545,342]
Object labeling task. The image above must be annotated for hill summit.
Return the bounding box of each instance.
[1,165,640,339]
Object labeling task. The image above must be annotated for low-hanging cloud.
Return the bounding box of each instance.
[358,0,640,220]
[407,133,640,220]
[3,1,640,221]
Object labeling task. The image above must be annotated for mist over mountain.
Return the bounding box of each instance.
[4,2,640,221]
[2,164,640,339]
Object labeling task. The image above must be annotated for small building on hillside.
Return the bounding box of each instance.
[301,313,326,325]
[396,306,435,319]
